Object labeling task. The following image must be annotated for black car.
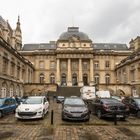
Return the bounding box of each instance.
[88,98,129,120]
[62,97,90,121]
[56,96,65,103]
[122,97,140,117]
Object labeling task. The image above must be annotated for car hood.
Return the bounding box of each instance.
[17,104,43,112]
[64,105,87,112]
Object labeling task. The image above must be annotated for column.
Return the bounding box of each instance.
[90,58,94,86]
[79,59,83,86]
[67,59,72,86]
[56,59,60,85]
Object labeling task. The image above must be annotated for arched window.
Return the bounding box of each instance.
[105,74,110,85]
[1,82,7,98]
[40,73,44,83]
[83,73,88,85]
[94,74,100,84]
[10,84,14,97]
[50,73,55,84]
[72,73,78,86]
[61,73,67,86]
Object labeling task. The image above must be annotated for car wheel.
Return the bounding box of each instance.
[97,110,102,119]
[121,116,126,121]
[41,110,45,119]
[0,111,3,118]
[137,111,140,117]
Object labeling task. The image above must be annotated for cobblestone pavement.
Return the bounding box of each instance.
[0,98,140,140]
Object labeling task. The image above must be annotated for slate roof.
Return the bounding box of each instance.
[93,43,128,50]
[22,43,57,51]
[22,43,128,51]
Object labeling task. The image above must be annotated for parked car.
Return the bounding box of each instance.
[80,86,96,101]
[56,96,65,103]
[62,97,90,121]
[0,98,17,118]
[88,98,129,120]
[15,96,49,119]
[122,97,140,117]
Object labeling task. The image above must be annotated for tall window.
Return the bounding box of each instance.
[105,61,110,68]
[39,61,44,69]
[40,73,44,83]
[130,66,135,82]
[61,61,67,70]
[10,62,15,76]
[94,61,99,69]
[50,61,55,69]
[17,63,20,80]
[2,58,8,74]
[50,73,55,84]
[83,61,88,70]
[94,74,100,84]
[105,74,110,85]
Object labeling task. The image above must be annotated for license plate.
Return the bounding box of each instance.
[116,115,123,118]
[73,114,81,117]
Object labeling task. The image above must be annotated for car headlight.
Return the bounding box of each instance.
[83,109,88,113]
[63,108,69,113]
[36,107,43,112]
[16,108,20,112]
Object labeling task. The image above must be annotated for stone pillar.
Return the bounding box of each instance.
[56,59,60,85]
[79,59,83,86]
[90,58,94,86]
[67,59,72,86]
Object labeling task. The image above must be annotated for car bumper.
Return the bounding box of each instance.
[15,112,43,119]
[62,112,90,121]
[102,110,129,118]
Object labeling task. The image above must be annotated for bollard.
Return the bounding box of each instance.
[51,110,54,125]
[114,111,117,125]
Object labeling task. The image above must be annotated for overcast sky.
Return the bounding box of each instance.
[0,0,140,45]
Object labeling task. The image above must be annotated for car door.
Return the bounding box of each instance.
[130,99,137,114]
[3,99,10,114]
[94,99,101,114]
[10,99,16,112]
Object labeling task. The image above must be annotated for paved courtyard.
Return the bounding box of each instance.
[0,98,140,140]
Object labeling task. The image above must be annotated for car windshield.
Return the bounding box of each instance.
[23,97,42,104]
[102,99,120,104]
[134,98,140,105]
[0,99,4,105]
[64,98,85,106]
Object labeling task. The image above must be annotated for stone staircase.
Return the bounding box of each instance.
[48,86,81,97]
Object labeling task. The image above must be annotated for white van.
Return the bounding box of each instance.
[80,86,96,101]
[96,90,111,98]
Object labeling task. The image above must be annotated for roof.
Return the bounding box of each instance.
[93,43,128,50]
[59,27,90,41]
[22,42,128,51]
[22,43,56,51]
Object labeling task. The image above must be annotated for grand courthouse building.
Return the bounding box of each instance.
[0,15,140,97]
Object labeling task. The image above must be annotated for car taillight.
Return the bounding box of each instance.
[103,104,110,110]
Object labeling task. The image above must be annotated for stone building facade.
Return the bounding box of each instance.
[115,36,140,97]
[0,16,34,97]
[1,15,139,97]
[21,27,132,95]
